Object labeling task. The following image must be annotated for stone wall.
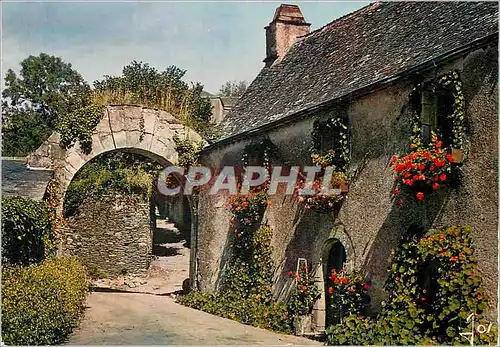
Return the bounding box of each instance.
[63,193,153,277]
[197,44,498,323]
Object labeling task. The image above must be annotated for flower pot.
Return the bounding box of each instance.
[293,314,312,335]
[450,148,463,163]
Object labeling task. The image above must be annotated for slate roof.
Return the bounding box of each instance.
[219,1,498,141]
[2,159,53,200]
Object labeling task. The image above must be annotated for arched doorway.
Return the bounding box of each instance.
[324,239,347,327]
[312,224,354,332]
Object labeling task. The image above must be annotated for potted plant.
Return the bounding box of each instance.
[390,133,456,204]
[287,267,321,335]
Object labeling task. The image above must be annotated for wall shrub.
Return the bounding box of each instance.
[1,196,55,266]
[178,292,291,333]
[1,257,89,345]
[326,225,498,345]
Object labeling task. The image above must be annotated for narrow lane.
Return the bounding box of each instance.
[69,292,321,345]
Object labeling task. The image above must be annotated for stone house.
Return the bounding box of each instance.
[202,91,240,124]
[195,2,498,330]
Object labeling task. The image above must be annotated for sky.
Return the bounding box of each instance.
[2,1,369,94]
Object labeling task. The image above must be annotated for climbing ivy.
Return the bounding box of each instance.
[172,135,204,168]
[295,114,349,213]
[437,71,466,149]
[409,70,466,150]
[310,116,349,171]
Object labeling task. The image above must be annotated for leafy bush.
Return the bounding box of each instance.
[1,197,55,266]
[173,135,204,167]
[326,225,498,345]
[178,291,291,333]
[2,258,89,345]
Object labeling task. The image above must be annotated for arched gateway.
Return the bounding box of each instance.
[27,105,203,287]
[27,105,203,196]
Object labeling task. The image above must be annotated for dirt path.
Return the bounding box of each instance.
[69,292,322,345]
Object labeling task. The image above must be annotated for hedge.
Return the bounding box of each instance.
[1,196,55,266]
[1,258,89,345]
[178,291,291,333]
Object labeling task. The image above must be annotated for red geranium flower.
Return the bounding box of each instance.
[440,173,447,181]
[362,283,371,291]
[287,271,293,277]
[328,287,334,295]
[432,183,439,190]
[416,192,424,201]
[393,188,400,196]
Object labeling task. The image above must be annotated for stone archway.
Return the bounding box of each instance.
[312,223,355,332]
[27,105,203,198]
[27,105,203,288]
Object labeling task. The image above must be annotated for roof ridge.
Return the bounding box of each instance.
[299,1,385,39]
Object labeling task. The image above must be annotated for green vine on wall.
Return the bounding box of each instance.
[295,115,349,213]
[173,135,204,168]
[310,116,349,170]
[409,70,465,150]
[438,71,465,149]
[242,138,276,171]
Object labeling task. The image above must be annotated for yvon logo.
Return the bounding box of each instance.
[459,313,493,346]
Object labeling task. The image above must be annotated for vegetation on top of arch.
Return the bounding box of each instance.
[2,54,216,157]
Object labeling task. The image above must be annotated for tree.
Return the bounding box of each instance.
[2,53,90,156]
[1,105,51,157]
[218,80,248,97]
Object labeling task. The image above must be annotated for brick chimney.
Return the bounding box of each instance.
[263,4,311,67]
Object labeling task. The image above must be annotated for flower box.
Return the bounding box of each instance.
[449,148,463,164]
[293,314,312,335]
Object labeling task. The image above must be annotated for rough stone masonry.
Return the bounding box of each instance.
[63,193,153,277]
